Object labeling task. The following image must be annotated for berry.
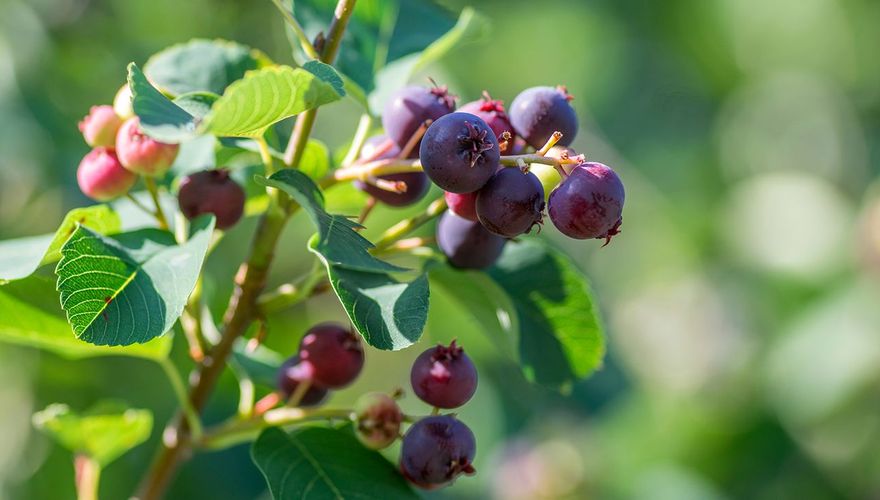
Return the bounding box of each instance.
[444,191,478,222]
[476,168,545,237]
[113,84,134,119]
[298,323,365,389]
[400,415,476,489]
[509,86,578,148]
[458,92,514,145]
[548,162,624,243]
[177,169,245,230]
[78,105,124,148]
[382,84,456,153]
[354,392,403,450]
[354,136,431,207]
[115,117,179,176]
[77,147,137,201]
[420,112,500,193]
[436,211,506,269]
[276,356,329,407]
[410,340,477,408]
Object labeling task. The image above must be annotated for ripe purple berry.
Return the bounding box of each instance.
[437,211,506,270]
[77,147,137,201]
[548,162,624,243]
[444,191,478,222]
[400,415,476,489]
[509,86,578,148]
[420,112,500,193]
[354,392,403,450]
[476,168,545,237]
[354,136,430,207]
[410,340,477,408]
[382,84,456,152]
[298,323,365,389]
[277,356,329,407]
[78,105,123,148]
[458,92,514,145]
[115,116,179,176]
[177,169,245,230]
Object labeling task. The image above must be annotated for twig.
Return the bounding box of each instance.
[371,197,447,252]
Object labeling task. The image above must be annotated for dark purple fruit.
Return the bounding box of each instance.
[444,191,478,222]
[548,162,624,243]
[177,169,245,230]
[476,168,544,237]
[437,211,506,269]
[410,340,477,409]
[400,415,476,489]
[509,86,578,148]
[382,84,456,152]
[354,392,403,450]
[298,323,365,389]
[458,92,514,145]
[276,356,329,407]
[420,112,500,193]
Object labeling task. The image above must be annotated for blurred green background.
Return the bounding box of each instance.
[2,0,880,498]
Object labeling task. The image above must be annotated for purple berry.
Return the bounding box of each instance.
[354,135,431,207]
[354,392,403,450]
[177,169,245,230]
[79,105,123,148]
[276,356,329,407]
[410,340,477,408]
[444,191,478,222]
[115,116,179,176]
[400,415,476,489]
[77,147,137,201]
[548,162,624,243]
[476,168,545,237]
[436,211,506,270]
[382,84,456,152]
[298,323,365,389]
[420,112,500,193]
[509,86,578,148]
[458,92,515,146]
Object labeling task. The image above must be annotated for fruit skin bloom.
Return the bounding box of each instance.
[548,162,625,242]
[116,117,179,176]
[78,105,124,148]
[399,415,476,489]
[77,147,137,201]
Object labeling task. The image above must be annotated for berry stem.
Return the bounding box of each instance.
[124,193,156,218]
[371,197,447,252]
[397,119,431,159]
[156,357,203,441]
[143,177,170,230]
[199,407,355,450]
[269,0,321,60]
[537,131,563,155]
[358,196,377,226]
[74,454,100,500]
[341,113,374,167]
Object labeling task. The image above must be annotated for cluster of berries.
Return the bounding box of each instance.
[275,325,478,490]
[369,83,626,270]
[76,86,246,230]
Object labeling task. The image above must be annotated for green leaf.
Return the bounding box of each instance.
[487,240,606,388]
[173,91,220,119]
[0,276,171,359]
[128,63,197,143]
[302,60,345,96]
[231,340,284,388]
[144,39,272,96]
[202,65,344,138]
[299,139,330,180]
[56,216,215,346]
[258,170,429,350]
[252,426,417,499]
[0,205,120,284]
[32,401,152,466]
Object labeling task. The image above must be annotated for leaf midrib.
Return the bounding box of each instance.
[286,432,344,500]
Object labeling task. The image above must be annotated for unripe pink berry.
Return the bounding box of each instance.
[78,105,123,148]
[113,84,134,119]
[77,147,137,201]
[116,117,179,177]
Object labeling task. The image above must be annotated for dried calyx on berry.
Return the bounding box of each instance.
[458,91,515,144]
[420,112,499,194]
[354,392,403,450]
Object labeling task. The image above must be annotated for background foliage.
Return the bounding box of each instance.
[1,0,879,498]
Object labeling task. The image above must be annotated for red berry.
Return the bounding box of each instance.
[79,105,123,148]
[458,92,514,144]
[276,356,329,407]
[400,415,476,489]
[76,147,137,201]
[116,117,179,176]
[354,392,403,450]
[548,162,624,244]
[444,191,478,222]
[298,323,365,389]
[177,169,245,230]
[410,340,477,408]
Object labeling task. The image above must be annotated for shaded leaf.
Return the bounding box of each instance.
[231,340,284,388]
[128,63,198,143]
